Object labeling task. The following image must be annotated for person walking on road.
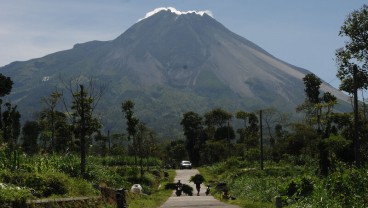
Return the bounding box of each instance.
[190,174,205,196]
[195,183,201,196]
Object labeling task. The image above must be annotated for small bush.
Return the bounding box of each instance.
[151,169,161,177]
[0,183,34,206]
[165,183,176,190]
[324,166,368,207]
[0,171,71,198]
[182,184,193,196]
[43,174,68,196]
[279,177,314,198]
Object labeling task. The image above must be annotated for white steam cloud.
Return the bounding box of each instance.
[139,7,213,21]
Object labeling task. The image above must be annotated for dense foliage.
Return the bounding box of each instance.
[201,157,368,207]
[0,150,166,206]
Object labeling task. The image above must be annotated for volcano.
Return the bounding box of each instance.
[0,7,350,138]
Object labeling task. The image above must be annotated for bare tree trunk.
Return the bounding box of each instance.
[80,85,86,178]
[353,64,361,167]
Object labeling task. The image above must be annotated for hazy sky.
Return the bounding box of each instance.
[0,1,366,89]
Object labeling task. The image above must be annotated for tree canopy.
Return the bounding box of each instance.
[336,4,368,93]
[0,74,13,97]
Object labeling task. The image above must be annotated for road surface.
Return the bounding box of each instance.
[160,169,240,208]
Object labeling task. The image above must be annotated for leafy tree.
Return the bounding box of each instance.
[2,103,21,160]
[298,74,322,128]
[204,108,234,156]
[165,140,187,167]
[336,5,368,93]
[38,103,70,153]
[200,140,228,164]
[0,74,13,97]
[329,113,356,163]
[298,74,337,136]
[260,109,290,161]
[60,76,105,177]
[142,130,160,166]
[236,111,259,148]
[135,122,155,177]
[303,73,322,104]
[214,126,235,141]
[204,108,233,129]
[90,132,109,156]
[285,123,318,156]
[40,90,62,152]
[272,124,289,162]
[0,74,13,130]
[335,4,368,167]
[261,108,289,146]
[109,133,127,155]
[53,111,73,153]
[21,121,41,155]
[323,135,353,165]
[298,73,337,176]
[71,85,101,178]
[122,100,139,164]
[180,111,203,166]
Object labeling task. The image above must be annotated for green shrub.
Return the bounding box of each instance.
[151,169,161,177]
[89,166,129,188]
[57,155,80,177]
[67,178,99,196]
[164,183,176,190]
[0,170,70,198]
[231,175,282,202]
[244,148,260,161]
[0,183,33,206]
[280,178,314,197]
[43,174,68,196]
[182,184,193,196]
[324,166,368,207]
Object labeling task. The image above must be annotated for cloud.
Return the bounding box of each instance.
[139,7,213,21]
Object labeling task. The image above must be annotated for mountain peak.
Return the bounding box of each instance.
[138,7,213,21]
[0,7,351,138]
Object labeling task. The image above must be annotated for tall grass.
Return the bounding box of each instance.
[0,152,167,206]
[201,157,368,208]
[127,169,175,208]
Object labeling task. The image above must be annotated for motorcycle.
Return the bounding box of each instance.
[176,185,183,196]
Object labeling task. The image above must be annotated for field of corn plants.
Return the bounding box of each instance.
[0,145,167,207]
[201,156,368,208]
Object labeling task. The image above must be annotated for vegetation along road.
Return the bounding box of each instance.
[160,169,239,208]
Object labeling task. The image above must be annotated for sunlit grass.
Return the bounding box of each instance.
[127,169,175,208]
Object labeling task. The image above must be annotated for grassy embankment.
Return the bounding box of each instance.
[0,151,175,207]
[127,169,175,208]
[199,156,368,208]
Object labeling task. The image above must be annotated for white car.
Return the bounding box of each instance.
[180,160,192,169]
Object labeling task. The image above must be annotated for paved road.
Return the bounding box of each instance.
[160,169,240,208]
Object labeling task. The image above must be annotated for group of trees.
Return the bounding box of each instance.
[0,73,19,161]
[0,77,105,177]
[180,107,288,166]
[0,4,367,180]
[180,4,368,175]
[177,67,366,175]
[121,100,160,177]
[0,74,163,178]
